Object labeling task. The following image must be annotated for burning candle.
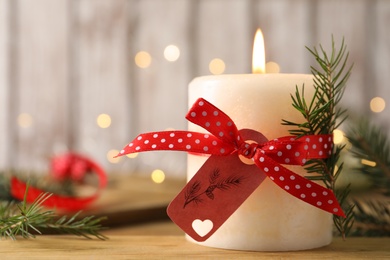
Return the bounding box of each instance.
[187,29,332,251]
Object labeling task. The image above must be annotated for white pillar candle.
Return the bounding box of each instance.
[187,74,333,251]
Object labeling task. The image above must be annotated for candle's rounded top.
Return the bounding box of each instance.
[190,73,313,85]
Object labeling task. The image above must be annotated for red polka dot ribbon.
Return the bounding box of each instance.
[10,153,107,211]
[117,98,345,217]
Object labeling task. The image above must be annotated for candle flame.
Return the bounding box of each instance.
[252,29,266,74]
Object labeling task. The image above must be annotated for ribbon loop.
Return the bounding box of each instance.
[186,99,242,147]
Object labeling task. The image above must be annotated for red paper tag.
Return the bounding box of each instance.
[167,154,265,241]
[167,129,267,242]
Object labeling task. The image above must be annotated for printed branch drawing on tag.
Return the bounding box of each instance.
[184,168,245,208]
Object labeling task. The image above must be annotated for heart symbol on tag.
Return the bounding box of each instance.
[192,219,214,237]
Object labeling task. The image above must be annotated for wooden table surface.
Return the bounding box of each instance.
[1,221,389,259]
[1,176,389,259]
[0,233,389,259]
[73,175,185,227]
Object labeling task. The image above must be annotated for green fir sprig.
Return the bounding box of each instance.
[282,37,354,239]
[0,183,107,240]
[346,118,390,236]
[352,199,390,236]
[346,118,390,194]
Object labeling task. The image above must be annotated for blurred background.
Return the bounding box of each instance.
[0,0,389,180]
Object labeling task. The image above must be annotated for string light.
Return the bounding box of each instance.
[164,45,180,62]
[370,97,386,113]
[361,159,376,167]
[209,58,225,75]
[151,169,165,184]
[135,51,152,68]
[97,114,111,128]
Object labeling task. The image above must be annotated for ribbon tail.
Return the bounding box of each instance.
[116,130,235,157]
[254,153,345,217]
[10,177,98,211]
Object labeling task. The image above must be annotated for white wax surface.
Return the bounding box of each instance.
[187,74,332,251]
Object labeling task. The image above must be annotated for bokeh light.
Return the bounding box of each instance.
[333,129,345,145]
[164,45,180,62]
[126,153,138,159]
[97,113,111,128]
[107,149,121,163]
[18,113,33,128]
[370,97,386,113]
[135,51,152,68]
[151,169,165,184]
[265,61,280,73]
[209,58,225,75]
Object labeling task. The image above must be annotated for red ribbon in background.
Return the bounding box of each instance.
[11,153,107,211]
[117,98,345,217]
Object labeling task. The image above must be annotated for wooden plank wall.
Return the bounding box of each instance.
[0,0,389,178]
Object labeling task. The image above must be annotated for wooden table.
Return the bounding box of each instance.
[73,175,186,227]
[2,176,389,258]
[1,233,389,259]
[1,222,389,259]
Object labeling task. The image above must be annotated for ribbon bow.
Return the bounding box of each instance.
[11,153,107,211]
[118,98,345,217]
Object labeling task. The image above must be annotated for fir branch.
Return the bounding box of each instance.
[351,199,390,236]
[334,184,355,236]
[0,184,107,240]
[346,118,390,194]
[345,118,390,236]
[282,36,354,239]
[40,212,107,240]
